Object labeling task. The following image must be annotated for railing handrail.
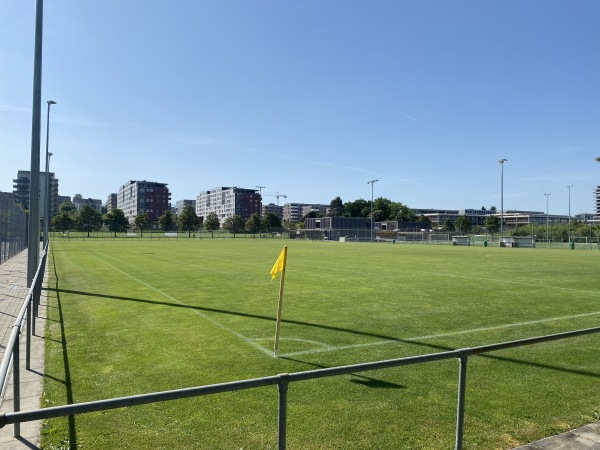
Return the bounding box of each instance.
[0,244,48,402]
[1,318,599,449]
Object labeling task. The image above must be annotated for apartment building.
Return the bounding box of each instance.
[73,196,103,213]
[12,170,59,219]
[196,187,260,223]
[106,193,118,212]
[262,203,283,219]
[117,180,171,224]
[175,199,196,216]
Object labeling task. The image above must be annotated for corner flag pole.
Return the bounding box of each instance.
[272,246,288,357]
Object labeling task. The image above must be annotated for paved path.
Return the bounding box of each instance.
[0,249,599,449]
[0,250,46,449]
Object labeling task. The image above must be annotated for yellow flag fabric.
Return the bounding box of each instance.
[270,247,287,280]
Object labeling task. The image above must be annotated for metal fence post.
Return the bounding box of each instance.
[455,350,472,450]
[26,298,31,370]
[278,373,289,450]
[12,326,21,438]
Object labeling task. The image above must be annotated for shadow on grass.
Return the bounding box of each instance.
[282,356,407,389]
[50,287,600,382]
[47,247,78,450]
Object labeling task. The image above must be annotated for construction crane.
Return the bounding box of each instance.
[265,192,287,206]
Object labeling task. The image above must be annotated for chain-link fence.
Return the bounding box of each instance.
[0,192,28,264]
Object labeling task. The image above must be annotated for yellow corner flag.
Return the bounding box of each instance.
[270,246,287,280]
[271,246,288,357]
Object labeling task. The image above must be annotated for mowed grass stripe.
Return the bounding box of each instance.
[89,251,275,357]
[42,240,600,449]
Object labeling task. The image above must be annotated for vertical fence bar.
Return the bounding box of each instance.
[277,374,289,450]
[12,328,21,437]
[25,297,31,370]
[455,351,471,450]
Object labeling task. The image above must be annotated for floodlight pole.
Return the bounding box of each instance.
[27,0,44,288]
[498,159,507,245]
[368,179,378,243]
[567,185,573,244]
[256,185,265,217]
[44,100,56,247]
[544,193,551,243]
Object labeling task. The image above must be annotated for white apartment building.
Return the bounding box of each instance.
[196,187,260,223]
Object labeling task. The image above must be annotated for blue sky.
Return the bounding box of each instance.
[1,1,598,215]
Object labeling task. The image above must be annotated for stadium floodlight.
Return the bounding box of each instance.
[567,185,573,243]
[544,193,551,243]
[498,159,507,245]
[44,100,57,247]
[367,179,379,242]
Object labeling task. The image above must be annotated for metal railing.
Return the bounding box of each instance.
[0,192,28,265]
[0,258,598,450]
[0,243,47,437]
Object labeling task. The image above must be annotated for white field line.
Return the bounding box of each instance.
[92,254,274,357]
[280,309,600,357]
[421,271,600,295]
[90,254,600,359]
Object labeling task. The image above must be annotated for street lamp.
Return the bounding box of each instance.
[44,100,56,246]
[544,193,551,244]
[367,179,378,242]
[255,185,265,217]
[567,185,573,244]
[498,159,507,244]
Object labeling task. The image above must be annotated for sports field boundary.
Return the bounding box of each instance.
[2,294,600,450]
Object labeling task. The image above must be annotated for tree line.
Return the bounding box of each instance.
[50,202,283,237]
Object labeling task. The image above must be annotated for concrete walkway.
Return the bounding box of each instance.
[0,250,46,449]
[0,249,599,449]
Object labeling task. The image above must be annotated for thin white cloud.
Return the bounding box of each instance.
[0,104,30,114]
[394,108,418,122]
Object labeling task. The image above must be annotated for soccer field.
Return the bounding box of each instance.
[43,240,600,449]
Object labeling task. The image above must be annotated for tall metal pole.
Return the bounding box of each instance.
[367,179,378,242]
[567,185,573,244]
[544,194,551,243]
[27,0,44,288]
[256,185,265,217]
[498,159,507,245]
[44,100,56,247]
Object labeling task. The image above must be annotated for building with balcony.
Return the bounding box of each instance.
[175,199,196,216]
[106,193,118,212]
[196,187,260,224]
[12,170,59,220]
[117,180,171,225]
[262,203,283,219]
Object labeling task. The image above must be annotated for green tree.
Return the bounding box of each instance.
[134,212,151,237]
[245,213,262,236]
[417,214,431,224]
[455,214,472,235]
[372,197,393,220]
[52,211,75,233]
[158,210,176,232]
[76,205,103,237]
[103,208,129,237]
[58,201,77,214]
[391,202,417,221]
[344,199,369,217]
[223,215,245,236]
[328,196,344,217]
[262,212,282,231]
[283,220,298,232]
[484,215,501,238]
[443,218,455,231]
[178,206,201,236]
[203,212,220,231]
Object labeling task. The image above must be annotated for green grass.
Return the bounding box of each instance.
[42,240,600,449]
